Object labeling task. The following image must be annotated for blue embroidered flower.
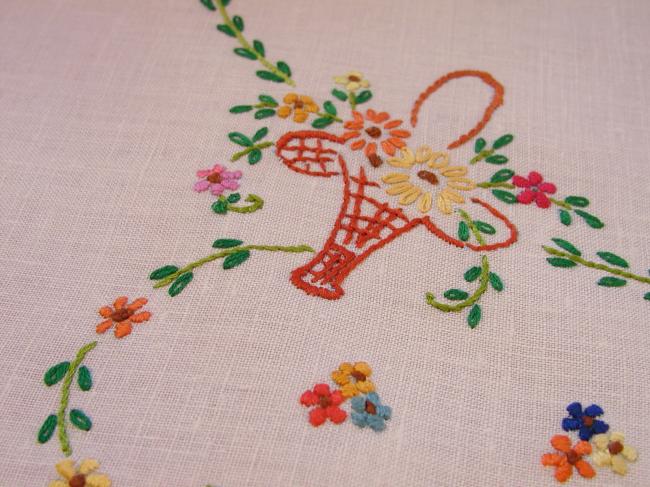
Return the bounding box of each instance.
[350,392,392,432]
[561,402,609,440]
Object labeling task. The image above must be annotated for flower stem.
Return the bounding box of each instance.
[227,194,264,213]
[470,149,494,164]
[316,112,343,123]
[549,197,572,210]
[457,209,486,246]
[153,244,315,288]
[58,341,97,457]
[253,102,277,109]
[477,181,515,189]
[231,141,274,161]
[216,0,295,86]
[542,247,650,284]
[426,256,490,312]
[349,91,357,111]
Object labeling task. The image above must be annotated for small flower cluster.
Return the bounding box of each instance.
[541,402,637,483]
[299,362,392,432]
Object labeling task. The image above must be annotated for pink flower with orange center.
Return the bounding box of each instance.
[341,109,411,167]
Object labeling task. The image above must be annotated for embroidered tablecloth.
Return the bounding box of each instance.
[1,0,649,485]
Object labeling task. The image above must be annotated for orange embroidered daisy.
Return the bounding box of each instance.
[96,296,151,339]
[277,93,319,123]
[341,109,411,167]
[331,361,375,398]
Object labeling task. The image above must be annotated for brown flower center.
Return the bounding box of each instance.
[582,416,594,427]
[368,153,383,168]
[417,170,439,185]
[110,308,133,322]
[365,400,377,415]
[69,474,86,487]
[206,172,222,184]
[348,75,361,82]
[350,370,367,382]
[319,395,331,408]
[608,441,624,455]
[294,100,304,109]
[566,450,580,465]
[365,126,382,138]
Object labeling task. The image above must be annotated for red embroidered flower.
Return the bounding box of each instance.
[96,296,151,339]
[512,171,557,208]
[541,435,596,483]
[299,383,347,427]
[342,109,411,167]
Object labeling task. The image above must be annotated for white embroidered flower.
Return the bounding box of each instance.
[591,432,638,475]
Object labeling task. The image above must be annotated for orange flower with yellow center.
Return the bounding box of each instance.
[277,93,319,123]
[382,145,477,215]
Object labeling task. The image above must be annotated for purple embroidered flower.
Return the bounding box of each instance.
[194,164,242,196]
[562,402,609,441]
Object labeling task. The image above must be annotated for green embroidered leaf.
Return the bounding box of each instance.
[233,47,256,60]
[248,148,262,164]
[258,94,277,106]
[227,193,241,203]
[252,40,265,56]
[332,88,348,102]
[574,209,604,229]
[596,251,629,268]
[458,221,470,242]
[551,238,581,256]
[211,198,228,214]
[644,292,650,301]
[254,108,275,119]
[230,105,253,113]
[323,101,337,116]
[489,272,504,291]
[220,0,231,5]
[467,304,481,329]
[232,15,244,31]
[223,250,251,269]
[464,266,482,282]
[70,409,92,431]
[485,155,508,165]
[256,70,284,82]
[559,209,572,226]
[252,127,268,142]
[564,195,589,207]
[44,362,70,386]
[149,265,179,280]
[169,272,193,297]
[37,415,57,443]
[276,61,291,76]
[474,138,486,153]
[216,24,235,37]
[228,132,253,147]
[312,117,333,129]
[492,189,517,203]
[444,289,469,300]
[474,221,496,235]
[547,257,577,268]
[490,169,514,183]
[597,276,627,287]
[355,90,372,104]
[200,0,216,11]
[77,366,92,392]
[492,134,514,149]
[213,238,243,248]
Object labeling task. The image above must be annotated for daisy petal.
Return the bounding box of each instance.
[516,189,536,204]
[622,444,638,462]
[96,320,113,334]
[86,473,112,487]
[55,459,76,481]
[512,175,531,188]
[555,461,572,482]
[114,321,133,339]
[528,171,543,185]
[535,191,551,208]
[130,311,151,323]
[113,296,128,309]
[193,180,210,192]
[550,435,572,453]
[308,408,327,427]
[79,459,100,475]
[575,459,596,479]
[210,184,225,196]
[98,306,113,318]
[538,182,557,194]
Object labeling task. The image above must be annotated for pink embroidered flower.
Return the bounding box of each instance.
[299,383,347,427]
[512,171,557,208]
[193,164,242,196]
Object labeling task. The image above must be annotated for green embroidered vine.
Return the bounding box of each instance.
[549,196,604,229]
[38,341,96,457]
[331,87,372,111]
[230,94,279,119]
[312,100,343,128]
[229,127,273,164]
[201,0,296,86]
[212,193,264,214]
[544,239,650,300]
[150,240,314,297]
[470,134,513,164]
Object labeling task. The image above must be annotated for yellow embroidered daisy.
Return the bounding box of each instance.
[49,459,111,487]
[277,93,318,123]
[331,361,375,398]
[592,432,638,475]
[383,145,476,215]
[333,71,370,92]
